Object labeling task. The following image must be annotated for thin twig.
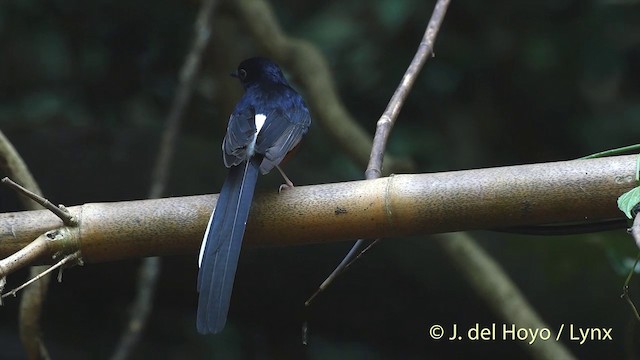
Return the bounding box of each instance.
[57,250,84,282]
[622,284,640,321]
[306,0,451,306]
[305,239,379,306]
[2,177,77,226]
[111,1,218,359]
[622,269,640,321]
[365,0,451,179]
[2,252,82,299]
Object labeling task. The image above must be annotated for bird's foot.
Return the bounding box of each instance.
[278,182,294,193]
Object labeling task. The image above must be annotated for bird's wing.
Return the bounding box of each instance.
[254,105,311,174]
[222,107,257,168]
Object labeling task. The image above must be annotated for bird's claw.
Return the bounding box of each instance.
[278,183,294,193]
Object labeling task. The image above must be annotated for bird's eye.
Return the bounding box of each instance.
[238,69,247,80]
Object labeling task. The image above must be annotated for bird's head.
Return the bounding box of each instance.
[231,57,289,88]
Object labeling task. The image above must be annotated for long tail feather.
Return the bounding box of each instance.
[196,157,261,334]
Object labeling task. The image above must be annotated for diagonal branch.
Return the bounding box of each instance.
[2,177,76,226]
[148,0,218,200]
[308,0,452,306]
[2,251,82,300]
[366,0,450,179]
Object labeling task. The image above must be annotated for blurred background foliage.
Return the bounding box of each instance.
[1,0,640,359]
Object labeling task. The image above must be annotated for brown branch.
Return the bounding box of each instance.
[307,0,452,306]
[305,238,379,306]
[0,155,635,263]
[2,177,77,226]
[112,0,218,358]
[0,228,76,279]
[230,0,415,174]
[0,129,51,359]
[0,131,43,210]
[0,180,82,278]
[366,0,450,179]
[2,251,82,299]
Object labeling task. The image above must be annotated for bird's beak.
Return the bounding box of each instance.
[230,71,239,78]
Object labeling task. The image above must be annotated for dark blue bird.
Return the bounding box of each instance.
[197,57,311,334]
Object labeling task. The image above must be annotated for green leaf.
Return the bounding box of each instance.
[618,187,640,219]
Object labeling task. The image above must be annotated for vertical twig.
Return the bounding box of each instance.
[0,132,43,205]
[110,1,218,359]
[148,0,218,199]
[365,0,451,179]
[306,0,452,305]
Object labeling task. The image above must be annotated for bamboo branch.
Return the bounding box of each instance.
[0,129,53,359]
[0,155,634,267]
[0,228,78,278]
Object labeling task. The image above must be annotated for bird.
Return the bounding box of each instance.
[196,57,311,334]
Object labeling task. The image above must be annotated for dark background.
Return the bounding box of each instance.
[1,0,640,358]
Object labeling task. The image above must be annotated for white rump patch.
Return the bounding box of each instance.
[255,113,266,134]
[247,113,266,156]
[199,113,268,267]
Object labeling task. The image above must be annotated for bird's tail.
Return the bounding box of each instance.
[196,157,261,334]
